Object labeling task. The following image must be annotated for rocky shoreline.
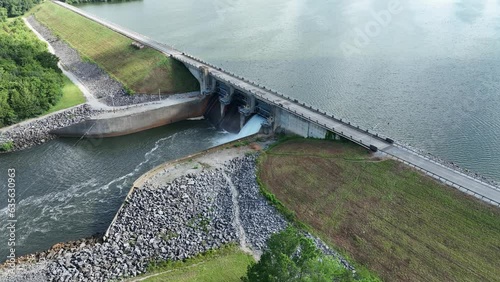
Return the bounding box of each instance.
[0,154,354,282]
[5,15,497,192]
[0,16,200,154]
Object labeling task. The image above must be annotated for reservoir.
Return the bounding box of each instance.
[77,0,500,181]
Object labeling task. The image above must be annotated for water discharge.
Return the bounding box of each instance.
[3,0,500,263]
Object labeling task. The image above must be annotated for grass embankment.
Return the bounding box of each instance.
[32,1,199,94]
[132,245,253,282]
[258,138,500,282]
[44,76,85,114]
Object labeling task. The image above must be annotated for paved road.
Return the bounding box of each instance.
[54,1,500,206]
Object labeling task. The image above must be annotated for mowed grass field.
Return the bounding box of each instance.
[32,2,199,94]
[132,246,253,282]
[44,76,85,114]
[258,138,500,282]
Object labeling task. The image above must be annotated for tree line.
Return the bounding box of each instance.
[242,227,380,282]
[0,0,141,128]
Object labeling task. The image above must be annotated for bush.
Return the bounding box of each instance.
[0,7,7,22]
[0,0,42,17]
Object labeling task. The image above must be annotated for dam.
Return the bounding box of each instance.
[53,1,500,207]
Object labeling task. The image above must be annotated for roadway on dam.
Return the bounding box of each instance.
[54,1,500,206]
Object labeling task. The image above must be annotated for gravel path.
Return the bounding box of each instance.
[0,17,204,154]
[26,16,126,105]
[226,156,288,252]
[222,171,256,259]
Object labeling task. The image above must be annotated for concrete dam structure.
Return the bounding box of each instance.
[53,1,500,207]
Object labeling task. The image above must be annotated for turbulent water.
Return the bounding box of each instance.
[77,0,500,181]
[0,118,263,261]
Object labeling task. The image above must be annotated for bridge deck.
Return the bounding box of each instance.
[54,1,500,206]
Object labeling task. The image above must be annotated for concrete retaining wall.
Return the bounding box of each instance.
[51,98,208,138]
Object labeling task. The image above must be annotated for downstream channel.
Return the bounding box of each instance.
[0,117,263,260]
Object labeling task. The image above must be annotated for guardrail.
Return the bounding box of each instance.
[383,151,500,207]
[189,65,393,149]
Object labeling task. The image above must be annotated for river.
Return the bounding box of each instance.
[1,0,500,262]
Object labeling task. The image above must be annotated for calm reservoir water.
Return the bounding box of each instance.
[0,117,263,260]
[1,0,500,261]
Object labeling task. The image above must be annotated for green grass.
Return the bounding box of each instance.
[44,76,86,114]
[258,138,500,282]
[133,245,253,282]
[32,2,199,94]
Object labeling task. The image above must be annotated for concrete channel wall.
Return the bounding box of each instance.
[53,0,500,206]
[52,98,208,138]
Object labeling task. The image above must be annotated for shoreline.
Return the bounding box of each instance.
[394,142,500,190]
[2,6,498,191]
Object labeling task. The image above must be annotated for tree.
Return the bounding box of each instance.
[242,227,355,282]
[0,0,42,17]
